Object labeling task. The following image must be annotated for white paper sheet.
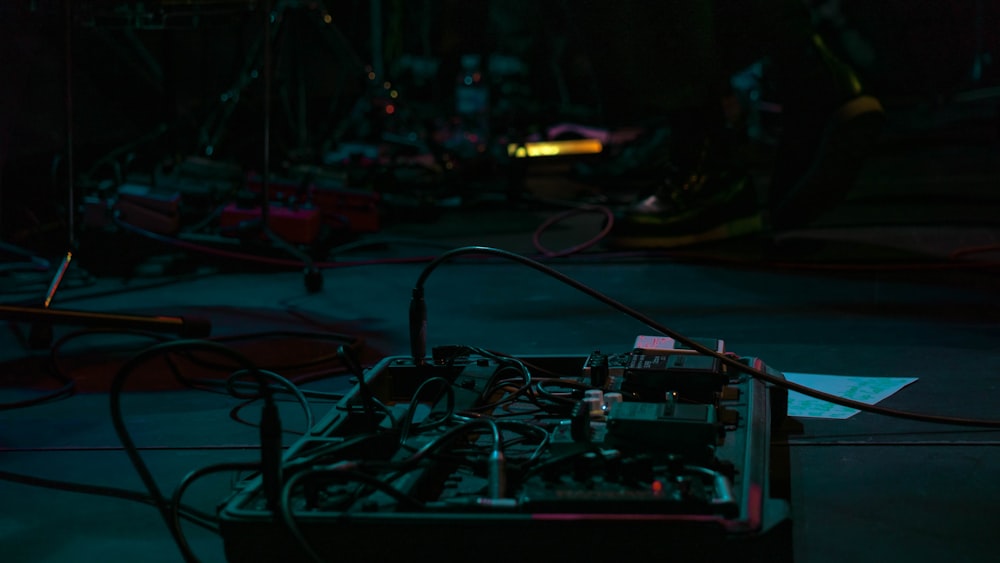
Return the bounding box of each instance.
[782,372,919,419]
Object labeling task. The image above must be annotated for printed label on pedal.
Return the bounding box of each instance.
[633,335,724,355]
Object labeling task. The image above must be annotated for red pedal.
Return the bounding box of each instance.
[312,184,381,234]
[219,204,321,245]
[114,183,182,235]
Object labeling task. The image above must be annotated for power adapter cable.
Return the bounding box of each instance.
[409,245,1000,429]
[109,339,304,563]
[0,469,220,533]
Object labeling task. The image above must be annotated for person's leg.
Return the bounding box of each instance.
[572,1,762,249]
[569,0,750,201]
[713,0,886,229]
[599,0,886,248]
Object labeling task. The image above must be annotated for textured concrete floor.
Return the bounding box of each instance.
[3,92,1000,562]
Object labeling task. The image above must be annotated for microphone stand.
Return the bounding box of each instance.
[203,0,323,293]
[257,0,323,294]
[1,1,213,350]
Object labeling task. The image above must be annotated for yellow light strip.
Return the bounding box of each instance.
[507,139,603,158]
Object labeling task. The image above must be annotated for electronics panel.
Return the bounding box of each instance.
[219,343,791,563]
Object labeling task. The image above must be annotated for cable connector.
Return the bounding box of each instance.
[487,449,507,499]
[409,287,427,365]
[259,392,283,511]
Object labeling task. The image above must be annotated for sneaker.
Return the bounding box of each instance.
[605,155,764,249]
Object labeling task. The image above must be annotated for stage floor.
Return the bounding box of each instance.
[3,98,1000,563]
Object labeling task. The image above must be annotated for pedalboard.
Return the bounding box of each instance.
[218,343,792,563]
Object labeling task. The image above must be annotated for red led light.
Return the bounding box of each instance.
[651,480,664,495]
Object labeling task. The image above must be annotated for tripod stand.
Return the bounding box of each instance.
[197,0,365,160]
[254,0,324,293]
[195,0,376,293]
[0,2,215,351]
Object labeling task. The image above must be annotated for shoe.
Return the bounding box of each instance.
[765,34,886,230]
[605,144,764,249]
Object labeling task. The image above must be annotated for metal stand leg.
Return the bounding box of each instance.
[3,252,212,350]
